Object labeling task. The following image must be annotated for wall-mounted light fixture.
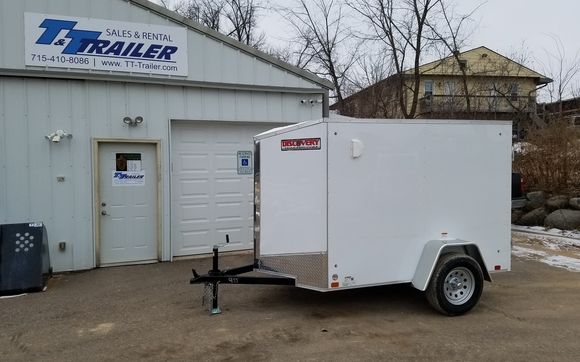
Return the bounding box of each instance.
[123,116,144,127]
[300,99,323,106]
[45,130,72,143]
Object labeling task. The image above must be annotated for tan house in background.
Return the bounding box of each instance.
[335,46,552,138]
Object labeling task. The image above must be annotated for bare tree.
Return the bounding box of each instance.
[347,0,443,118]
[279,0,359,110]
[347,50,393,93]
[172,0,264,48]
[538,35,580,117]
[223,0,265,47]
[426,1,480,115]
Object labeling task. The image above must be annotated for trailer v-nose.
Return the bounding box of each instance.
[191,118,512,316]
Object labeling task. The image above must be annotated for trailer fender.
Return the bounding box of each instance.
[411,239,492,291]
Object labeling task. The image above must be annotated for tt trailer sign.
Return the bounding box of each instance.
[25,13,188,76]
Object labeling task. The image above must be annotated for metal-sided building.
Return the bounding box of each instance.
[0,0,332,272]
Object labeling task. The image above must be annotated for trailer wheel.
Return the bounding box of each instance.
[426,253,484,316]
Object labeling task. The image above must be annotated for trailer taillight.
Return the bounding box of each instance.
[494,265,501,271]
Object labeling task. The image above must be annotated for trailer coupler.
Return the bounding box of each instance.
[190,237,295,315]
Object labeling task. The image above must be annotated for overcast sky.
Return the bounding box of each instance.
[152,0,580,96]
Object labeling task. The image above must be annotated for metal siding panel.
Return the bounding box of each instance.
[24,79,52,227]
[236,52,254,85]
[3,80,29,220]
[146,84,169,136]
[187,34,205,81]
[0,79,6,222]
[126,83,151,138]
[111,0,133,22]
[107,83,129,136]
[284,71,302,89]
[268,67,286,89]
[88,0,113,20]
[1,0,25,68]
[235,92,253,122]
[266,92,283,122]
[201,88,220,121]
[46,81,75,270]
[220,47,238,84]
[183,87,203,120]
[87,82,110,135]
[253,59,269,86]
[23,0,48,12]
[166,87,187,120]
[219,91,237,122]
[203,37,222,83]
[68,80,93,270]
[252,92,268,121]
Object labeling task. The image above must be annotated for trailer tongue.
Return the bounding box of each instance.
[191,118,512,316]
[190,235,295,315]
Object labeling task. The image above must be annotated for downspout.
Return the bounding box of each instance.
[322,90,330,118]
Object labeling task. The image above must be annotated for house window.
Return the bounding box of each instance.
[443,81,455,96]
[424,80,433,98]
[509,83,519,101]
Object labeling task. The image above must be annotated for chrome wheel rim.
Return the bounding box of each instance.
[444,267,475,305]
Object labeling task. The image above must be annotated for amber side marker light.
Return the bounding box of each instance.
[330,282,339,288]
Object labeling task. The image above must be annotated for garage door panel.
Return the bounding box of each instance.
[171,121,284,257]
[178,179,210,199]
[179,153,210,172]
[181,203,210,221]
[181,229,211,253]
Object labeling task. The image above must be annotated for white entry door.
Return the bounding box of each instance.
[98,143,158,265]
[171,121,283,256]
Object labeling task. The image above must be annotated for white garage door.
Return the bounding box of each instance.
[171,121,284,256]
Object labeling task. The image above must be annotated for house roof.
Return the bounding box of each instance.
[409,46,552,83]
[333,46,552,108]
[129,0,334,89]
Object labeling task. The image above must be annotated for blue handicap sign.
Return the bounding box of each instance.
[241,158,249,166]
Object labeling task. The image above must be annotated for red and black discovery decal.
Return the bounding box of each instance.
[281,138,321,151]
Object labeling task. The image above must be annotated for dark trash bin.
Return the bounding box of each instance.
[0,222,51,295]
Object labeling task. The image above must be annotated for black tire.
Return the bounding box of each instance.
[426,253,484,316]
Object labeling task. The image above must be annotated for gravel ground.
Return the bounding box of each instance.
[1,234,580,361]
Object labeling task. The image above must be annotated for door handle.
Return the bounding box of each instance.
[101,210,108,216]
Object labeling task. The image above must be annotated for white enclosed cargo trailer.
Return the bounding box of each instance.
[191,118,512,315]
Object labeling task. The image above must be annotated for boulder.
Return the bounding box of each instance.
[511,209,524,224]
[525,191,545,210]
[546,195,569,211]
[518,207,547,226]
[570,198,580,210]
[544,209,580,230]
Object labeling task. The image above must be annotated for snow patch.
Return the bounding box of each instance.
[512,246,580,272]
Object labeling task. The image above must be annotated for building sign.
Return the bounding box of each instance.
[113,171,145,186]
[237,151,253,175]
[113,153,145,186]
[281,138,321,151]
[25,13,188,76]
